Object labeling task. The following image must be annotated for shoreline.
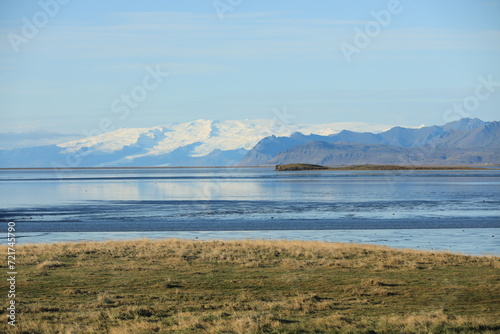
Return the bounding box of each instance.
[0,165,272,171]
[275,163,494,171]
[14,228,500,256]
[1,164,499,171]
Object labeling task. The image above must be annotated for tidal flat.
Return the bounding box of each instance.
[1,239,499,333]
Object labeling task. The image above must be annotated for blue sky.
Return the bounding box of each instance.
[0,0,499,141]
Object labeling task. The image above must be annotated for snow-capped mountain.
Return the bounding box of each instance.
[59,119,394,156]
[0,119,394,168]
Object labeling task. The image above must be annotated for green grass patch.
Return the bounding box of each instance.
[1,239,499,333]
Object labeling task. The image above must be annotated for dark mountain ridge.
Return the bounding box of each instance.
[239,118,499,166]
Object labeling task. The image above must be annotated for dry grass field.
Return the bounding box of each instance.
[1,239,499,333]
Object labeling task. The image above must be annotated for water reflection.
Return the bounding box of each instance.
[0,168,499,224]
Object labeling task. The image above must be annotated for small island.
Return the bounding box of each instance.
[275,164,483,171]
[275,163,329,171]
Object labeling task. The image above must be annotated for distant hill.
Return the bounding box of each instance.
[240,118,500,166]
[266,141,498,166]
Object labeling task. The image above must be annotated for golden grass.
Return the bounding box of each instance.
[0,239,499,333]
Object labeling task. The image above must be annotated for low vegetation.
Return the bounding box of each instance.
[275,164,328,171]
[276,164,483,171]
[1,239,499,333]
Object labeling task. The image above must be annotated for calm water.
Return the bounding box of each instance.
[0,167,499,254]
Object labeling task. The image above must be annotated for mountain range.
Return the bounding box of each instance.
[239,118,500,166]
[0,118,498,168]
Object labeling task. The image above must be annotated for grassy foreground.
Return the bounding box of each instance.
[1,239,499,333]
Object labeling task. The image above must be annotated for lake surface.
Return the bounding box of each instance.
[0,167,499,255]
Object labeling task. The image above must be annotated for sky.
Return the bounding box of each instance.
[0,0,499,147]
